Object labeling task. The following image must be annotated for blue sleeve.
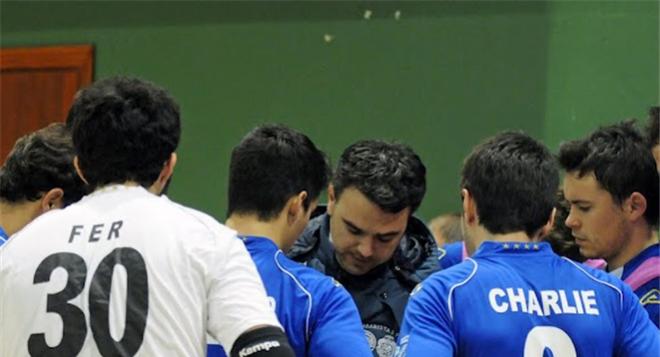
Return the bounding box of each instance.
[395,280,455,357]
[207,343,226,357]
[438,242,463,270]
[308,282,372,357]
[616,285,660,356]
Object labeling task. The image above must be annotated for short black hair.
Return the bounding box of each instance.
[646,106,659,149]
[558,120,659,227]
[227,124,330,221]
[461,131,559,236]
[0,123,86,206]
[332,140,426,214]
[67,76,181,190]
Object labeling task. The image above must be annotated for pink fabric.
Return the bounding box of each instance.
[624,256,660,291]
[583,259,607,270]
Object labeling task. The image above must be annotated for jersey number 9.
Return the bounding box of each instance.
[524,326,577,357]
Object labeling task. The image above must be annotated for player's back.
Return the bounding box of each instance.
[0,185,272,356]
[242,236,370,357]
[398,242,660,357]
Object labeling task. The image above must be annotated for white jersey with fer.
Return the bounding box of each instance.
[0,185,280,357]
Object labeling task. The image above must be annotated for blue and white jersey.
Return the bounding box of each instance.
[438,241,465,269]
[0,225,7,247]
[396,242,660,357]
[611,243,660,328]
[209,236,371,357]
[0,186,279,357]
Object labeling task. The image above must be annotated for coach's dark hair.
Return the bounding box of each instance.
[67,76,180,190]
[333,140,426,214]
[227,124,330,221]
[646,106,659,149]
[558,120,659,227]
[0,123,86,206]
[462,131,559,236]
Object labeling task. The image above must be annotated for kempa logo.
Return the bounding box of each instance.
[238,340,281,357]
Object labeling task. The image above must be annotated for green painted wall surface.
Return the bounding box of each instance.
[1,1,656,223]
[544,0,659,150]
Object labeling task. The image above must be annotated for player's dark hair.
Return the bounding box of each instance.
[227,124,330,221]
[558,120,659,227]
[67,76,180,190]
[333,140,426,214]
[0,123,86,206]
[461,131,558,236]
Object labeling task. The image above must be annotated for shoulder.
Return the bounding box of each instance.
[275,252,345,297]
[160,196,237,239]
[563,258,629,294]
[6,202,79,245]
[412,259,479,302]
[438,242,464,269]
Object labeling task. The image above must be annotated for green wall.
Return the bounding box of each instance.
[545,0,659,150]
[1,1,657,222]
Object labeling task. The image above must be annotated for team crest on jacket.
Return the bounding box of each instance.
[364,324,397,357]
[640,289,660,306]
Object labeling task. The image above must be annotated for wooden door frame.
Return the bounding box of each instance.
[1,44,94,112]
[1,44,94,161]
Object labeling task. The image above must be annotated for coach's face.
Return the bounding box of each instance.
[327,185,409,276]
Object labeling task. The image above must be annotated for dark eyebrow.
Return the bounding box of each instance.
[342,218,364,234]
[568,199,592,205]
[342,218,401,238]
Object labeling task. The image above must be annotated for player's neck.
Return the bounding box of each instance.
[0,200,41,237]
[476,230,534,247]
[225,214,288,250]
[607,222,656,270]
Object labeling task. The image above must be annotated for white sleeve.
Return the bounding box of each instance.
[206,232,281,353]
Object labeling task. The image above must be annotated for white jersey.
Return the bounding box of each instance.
[0,185,280,357]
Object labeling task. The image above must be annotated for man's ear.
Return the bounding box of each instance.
[625,192,648,222]
[461,188,478,226]
[538,207,557,238]
[40,188,65,213]
[287,191,308,225]
[327,184,336,216]
[151,153,177,195]
[73,156,89,185]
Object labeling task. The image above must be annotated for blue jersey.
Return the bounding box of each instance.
[439,241,465,269]
[616,243,660,328]
[0,225,7,247]
[209,236,371,357]
[396,242,660,357]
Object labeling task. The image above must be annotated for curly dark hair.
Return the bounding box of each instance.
[0,123,86,206]
[67,76,181,189]
[559,120,659,227]
[332,140,426,214]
